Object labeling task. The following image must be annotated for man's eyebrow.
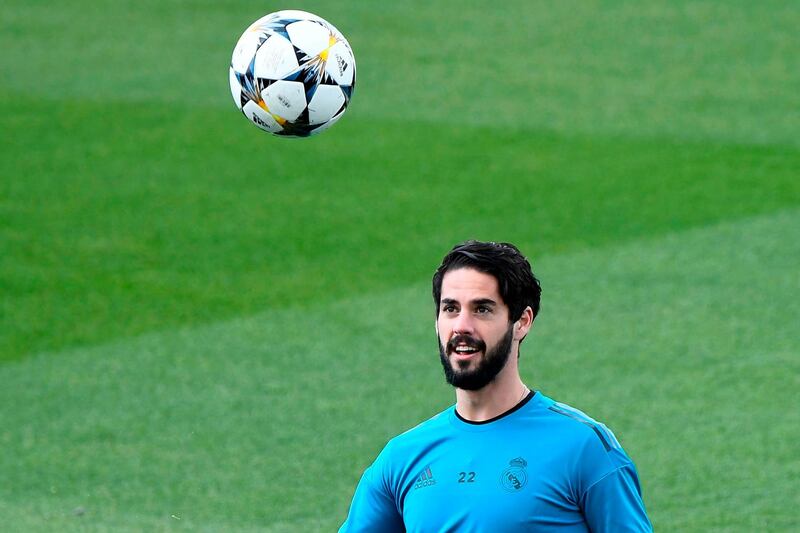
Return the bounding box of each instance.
[439,298,497,306]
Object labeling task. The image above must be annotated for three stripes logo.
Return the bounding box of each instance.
[336,54,349,75]
[414,466,436,490]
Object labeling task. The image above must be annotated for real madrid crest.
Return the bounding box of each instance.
[500,457,528,492]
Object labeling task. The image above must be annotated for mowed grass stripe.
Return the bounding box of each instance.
[3,98,799,359]
[2,2,797,146]
[1,208,797,531]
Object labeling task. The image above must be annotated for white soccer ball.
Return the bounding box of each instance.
[229,10,356,138]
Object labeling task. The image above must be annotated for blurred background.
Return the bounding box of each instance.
[1,0,798,530]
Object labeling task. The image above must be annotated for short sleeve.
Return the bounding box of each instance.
[581,463,652,532]
[338,458,404,533]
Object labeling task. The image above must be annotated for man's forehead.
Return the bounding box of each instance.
[440,268,501,299]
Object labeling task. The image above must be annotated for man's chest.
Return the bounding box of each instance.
[397,444,588,532]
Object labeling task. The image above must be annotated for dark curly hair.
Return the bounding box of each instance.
[432,240,541,322]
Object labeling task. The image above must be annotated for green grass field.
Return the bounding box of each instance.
[2,1,798,530]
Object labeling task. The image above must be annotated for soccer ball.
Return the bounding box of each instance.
[229,10,356,137]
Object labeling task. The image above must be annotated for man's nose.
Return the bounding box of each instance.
[452,312,475,335]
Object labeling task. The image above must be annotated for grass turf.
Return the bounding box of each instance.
[1,0,799,530]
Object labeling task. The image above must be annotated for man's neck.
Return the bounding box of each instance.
[455,368,528,423]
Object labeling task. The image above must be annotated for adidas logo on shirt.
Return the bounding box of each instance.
[414,466,436,489]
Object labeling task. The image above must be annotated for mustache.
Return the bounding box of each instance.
[447,334,486,353]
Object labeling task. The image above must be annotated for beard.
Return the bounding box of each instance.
[438,325,514,391]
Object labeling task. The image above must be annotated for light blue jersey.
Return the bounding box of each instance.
[340,392,651,532]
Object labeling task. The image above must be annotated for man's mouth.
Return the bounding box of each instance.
[453,346,478,359]
[447,335,485,358]
[453,345,479,356]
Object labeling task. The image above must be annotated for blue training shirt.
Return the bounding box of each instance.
[339,391,651,532]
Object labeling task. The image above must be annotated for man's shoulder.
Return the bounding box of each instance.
[535,393,632,466]
[383,405,454,453]
[397,405,454,438]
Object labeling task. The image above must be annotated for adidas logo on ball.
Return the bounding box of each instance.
[337,55,349,76]
[252,114,270,129]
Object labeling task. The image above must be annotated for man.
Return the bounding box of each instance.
[340,241,652,532]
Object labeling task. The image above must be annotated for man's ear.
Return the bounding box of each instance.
[513,306,534,342]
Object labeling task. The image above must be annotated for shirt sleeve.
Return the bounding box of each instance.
[581,463,652,532]
[338,461,404,533]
